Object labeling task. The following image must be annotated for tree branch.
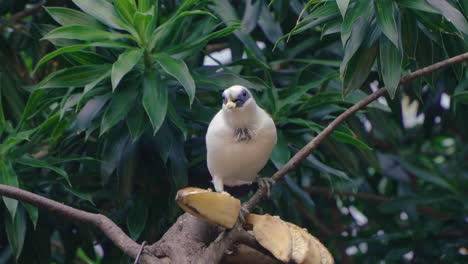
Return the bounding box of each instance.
[242,52,468,212]
[0,4,43,31]
[0,184,161,263]
[304,187,389,203]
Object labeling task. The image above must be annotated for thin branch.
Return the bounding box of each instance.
[0,4,43,31]
[296,202,333,237]
[243,52,468,212]
[0,184,160,263]
[305,187,389,203]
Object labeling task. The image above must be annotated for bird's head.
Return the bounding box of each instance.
[222,85,254,111]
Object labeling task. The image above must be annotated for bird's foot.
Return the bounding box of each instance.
[257,177,275,198]
[238,206,250,224]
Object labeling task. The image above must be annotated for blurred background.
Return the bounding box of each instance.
[0,0,467,263]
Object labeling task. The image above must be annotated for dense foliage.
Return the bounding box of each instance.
[0,0,467,263]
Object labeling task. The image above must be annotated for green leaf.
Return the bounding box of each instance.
[111,49,143,91]
[340,3,375,75]
[127,197,148,240]
[270,131,290,169]
[168,139,188,193]
[83,69,112,96]
[401,10,418,58]
[39,65,112,89]
[167,24,239,57]
[167,101,188,140]
[258,2,284,49]
[153,123,173,164]
[288,118,371,150]
[142,71,168,134]
[138,0,151,12]
[331,130,372,150]
[398,158,456,192]
[0,79,4,137]
[22,203,38,229]
[379,195,448,213]
[375,0,399,47]
[148,10,216,52]
[33,45,89,73]
[75,94,111,132]
[341,0,372,46]
[43,25,131,42]
[2,129,38,154]
[115,0,136,24]
[305,155,350,180]
[442,34,467,80]
[63,51,110,65]
[284,175,315,213]
[156,54,196,104]
[134,8,154,40]
[126,105,148,141]
[242,0,262,33]
[45,7,105,29]
[211,0,267,63]
[4,207,26,260]
[100,85,138,135]
[72,0,128,30]
[398,0,439,13]
[425,0,468,35]
[65,187,95,205]
[176,0,200,14]
[343,44,378,96]
[0,161,19,219]
[379,36,402,98]
[14,157,70,185]
[453,91,468,104]
[337,0,350,18]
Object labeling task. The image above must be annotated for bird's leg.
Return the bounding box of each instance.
[212,176,224,193]
[257,177,275,198]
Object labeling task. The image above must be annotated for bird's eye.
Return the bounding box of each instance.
[242,90,247,97]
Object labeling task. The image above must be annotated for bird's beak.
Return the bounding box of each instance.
[224,98,236,110]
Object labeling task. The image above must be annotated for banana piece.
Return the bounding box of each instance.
[246,214,292,262]
[175,187,241,229]
[246,214,334,264]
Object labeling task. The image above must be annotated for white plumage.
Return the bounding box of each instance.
[206,85,277,192]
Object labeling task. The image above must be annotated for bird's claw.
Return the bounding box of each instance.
[258,177,275,198]
[238,206,250,224]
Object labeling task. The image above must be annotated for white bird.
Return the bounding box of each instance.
[206,85,277,194]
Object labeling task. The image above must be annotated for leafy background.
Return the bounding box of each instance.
[0,0,467,263]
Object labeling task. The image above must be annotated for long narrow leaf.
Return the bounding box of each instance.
[375,0,399,47]
[426,0,468,35]
[43,25,131,42]
[111,49,143,91]
[100,86,138,135]
[39,65,112,89]
[14,157,70,185]
[380,36,402,98]
[0,161,19,219]
[337,0,350,18]
[156,54,195,104]
[4,208,26,260]
[72,0,128,30]
[45,7,105,29]
[142,71,168,134]
[33,45,89,73]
